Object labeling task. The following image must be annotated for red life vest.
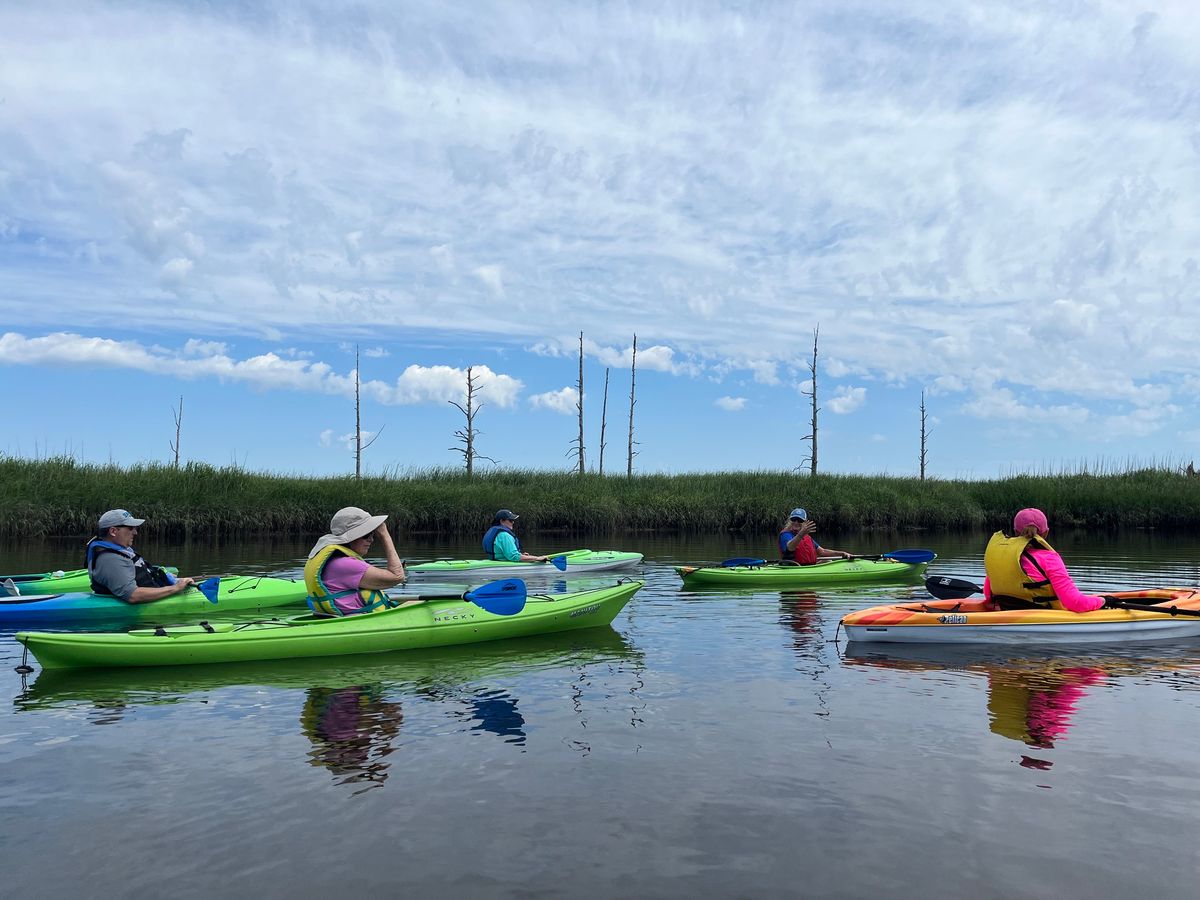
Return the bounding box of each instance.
[781,532,819,565]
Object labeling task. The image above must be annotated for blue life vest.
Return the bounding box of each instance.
[482,525,521,560]
[85,539,176,596]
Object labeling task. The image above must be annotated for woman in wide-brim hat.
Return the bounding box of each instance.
[304,507,407,616]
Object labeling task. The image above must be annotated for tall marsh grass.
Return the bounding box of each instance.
[2,455,1198,537]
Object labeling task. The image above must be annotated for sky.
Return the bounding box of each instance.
[2,1,1199,478]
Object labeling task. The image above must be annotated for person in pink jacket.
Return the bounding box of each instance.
[983,508,1112,613]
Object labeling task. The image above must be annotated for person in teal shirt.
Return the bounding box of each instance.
[481,509,550,563]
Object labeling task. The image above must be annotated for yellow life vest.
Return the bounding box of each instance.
[982,531,1060,608]
[304,544,394,617]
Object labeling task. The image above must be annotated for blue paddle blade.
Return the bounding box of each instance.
[550,555,568,571]
[883,549,936,564]
[722,557,765,568]
[196,577,221,604]
[464,578,527,616]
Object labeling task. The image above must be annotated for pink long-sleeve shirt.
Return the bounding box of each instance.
[984,547,1104,613]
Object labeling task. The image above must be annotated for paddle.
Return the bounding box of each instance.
[195,577,221,604]
[459,578,527,616]
[721,557,767,568]
[547,555,568,571]
[848,549,936,564]
[923,576,1200,617]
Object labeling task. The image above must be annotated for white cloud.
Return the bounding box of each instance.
[828,386,867,415]
[0,0,1198,445]
[0,332,523,408]
[319,428,333,447]
[363,347,389,358]
[474,264,505,297]
[159,257,193,286]
[715,396,747,412]
[529,386,579,415]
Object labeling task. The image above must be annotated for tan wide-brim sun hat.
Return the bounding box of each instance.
[308,506,389,558]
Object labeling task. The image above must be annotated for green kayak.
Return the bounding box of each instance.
[2,566,178,595]
[17,628,643,710]
[407,548,642,577]
[17,580,644,669]
[676,558,930,587]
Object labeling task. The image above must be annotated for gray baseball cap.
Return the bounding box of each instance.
[98,509,146,529]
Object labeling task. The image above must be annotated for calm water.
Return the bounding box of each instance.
[3,530,1200,898]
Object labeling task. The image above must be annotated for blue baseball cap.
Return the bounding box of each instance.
[788,508,807,520]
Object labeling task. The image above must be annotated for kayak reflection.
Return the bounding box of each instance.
[15,629,638,778]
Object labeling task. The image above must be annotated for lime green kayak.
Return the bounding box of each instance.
[17,580,644,669]
[0,575,306,626]
[16,628,643,709]
[408,548,642,577]
[676,558,930,586]
[2,566,178,595]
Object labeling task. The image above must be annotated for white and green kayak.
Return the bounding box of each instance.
[407,548,642,578]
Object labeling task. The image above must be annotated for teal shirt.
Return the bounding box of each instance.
[493,530,521,562]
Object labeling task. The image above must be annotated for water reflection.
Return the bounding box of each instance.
[15,628,640,779]
[778,590,822,643]
[301,684,403,792]
[842,644,1200,769]
[414,684,528,747]
[985,665,1105,765]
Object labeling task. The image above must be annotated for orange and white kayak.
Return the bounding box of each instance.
[841,588,1200,644]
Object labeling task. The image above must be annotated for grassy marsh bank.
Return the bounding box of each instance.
[3,456,1198,538]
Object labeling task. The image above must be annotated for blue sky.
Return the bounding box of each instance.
[2,1,1198,477]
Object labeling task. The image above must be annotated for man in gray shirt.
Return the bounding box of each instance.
[87,509,195,603]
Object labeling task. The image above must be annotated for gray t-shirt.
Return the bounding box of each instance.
[90,551,139,602]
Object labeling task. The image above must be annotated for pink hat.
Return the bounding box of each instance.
[1013,508,1049,535]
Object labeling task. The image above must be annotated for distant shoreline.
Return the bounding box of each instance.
[4,456,1198,537]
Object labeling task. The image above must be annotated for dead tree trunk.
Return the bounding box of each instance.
[169,395,183,466]
[355,345,362,480]
[450,366,494,477]
[574,331,585,475]
[353,345,383,479]
[919,389,930,481]
[626,334,638,477]
[801,325,819,476]
[598,368,610,475]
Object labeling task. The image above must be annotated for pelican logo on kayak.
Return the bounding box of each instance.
[938,614,968,625]
[569,603,601,618]
[433,606,477,623]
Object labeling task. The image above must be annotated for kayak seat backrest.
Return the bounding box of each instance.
[1,578,19,596]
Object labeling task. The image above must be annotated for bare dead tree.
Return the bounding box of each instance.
[598,367,610,475]
[800,325,820,476]
[169,395,183,467]
[626,333,639,477]
[449,366,495,477]
[354,344,383,480]
[919,389,930,481]
[568,331,585,475]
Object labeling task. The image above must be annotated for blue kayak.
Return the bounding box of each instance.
[0,575,306,627]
